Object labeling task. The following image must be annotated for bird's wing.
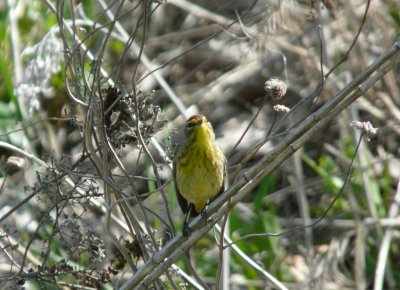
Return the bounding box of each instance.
[173,157,190,214]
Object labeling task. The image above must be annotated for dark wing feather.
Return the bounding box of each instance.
[173,157,190,214]
[222,156,227,193]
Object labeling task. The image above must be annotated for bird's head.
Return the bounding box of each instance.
[184,114,215,143]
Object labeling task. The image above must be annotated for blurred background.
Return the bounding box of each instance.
[0,0,399,289]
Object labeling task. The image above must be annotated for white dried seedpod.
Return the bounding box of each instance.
[264,78,287,101]
[350,121,378,135]
[273,104,290,113]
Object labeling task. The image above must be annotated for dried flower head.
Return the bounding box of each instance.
[4,156,26,175]
[264,78,287,101]
[323,0,336,10]
[273,104,290,113]
[350,121,378,135]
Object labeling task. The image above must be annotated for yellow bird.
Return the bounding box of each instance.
[173,114,227,234]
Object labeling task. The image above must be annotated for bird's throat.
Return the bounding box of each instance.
[192,125,214,150]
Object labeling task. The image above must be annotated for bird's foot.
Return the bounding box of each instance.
[200,206,208,220]
[182,222,190,237]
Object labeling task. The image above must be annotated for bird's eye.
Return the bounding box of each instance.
[186,122,195,129]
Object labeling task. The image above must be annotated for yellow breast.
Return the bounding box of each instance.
[175,140,225,213]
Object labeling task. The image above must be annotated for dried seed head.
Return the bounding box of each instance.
[323,0,336,10]
[350,121,378,135]
[4,156,26,175]
[273,104,290,113]
[264,78,287,101]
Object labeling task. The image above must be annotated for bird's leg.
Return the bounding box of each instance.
[182,204,194,237]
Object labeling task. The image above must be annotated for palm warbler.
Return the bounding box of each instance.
[173,114,226,232]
